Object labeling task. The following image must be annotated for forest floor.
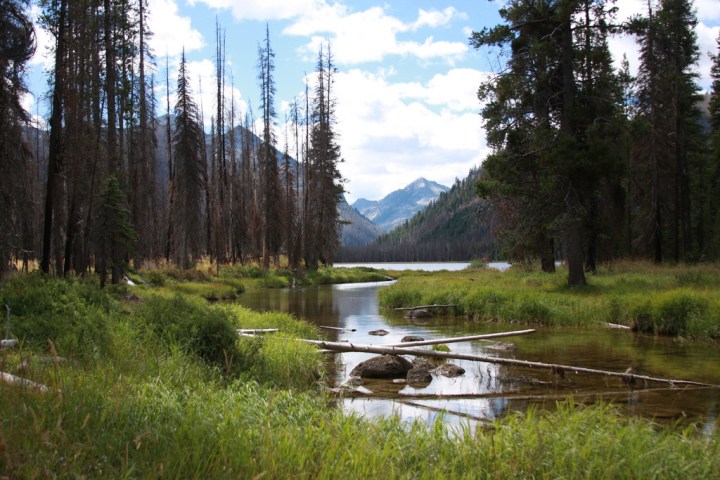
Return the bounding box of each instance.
[0,263,718,478]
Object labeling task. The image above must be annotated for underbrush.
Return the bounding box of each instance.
[379,263,720,338]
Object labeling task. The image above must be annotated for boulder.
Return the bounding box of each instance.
[400,335,425,343]
[406,366,433,385]
[411,357,436,370]
[368,329,390,336]
[350,355,413,378]
[434,363,465,378]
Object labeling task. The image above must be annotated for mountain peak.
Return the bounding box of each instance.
[351,177,449,232]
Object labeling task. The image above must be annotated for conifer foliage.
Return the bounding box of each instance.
[7,8,345,281]
[473,0,719,283]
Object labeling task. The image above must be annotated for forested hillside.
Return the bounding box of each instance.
[337,168,495,261]
[0,3,345,281]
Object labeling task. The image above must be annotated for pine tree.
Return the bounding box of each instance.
[473,0,623,286]
[172,51,206,268]
[628,0,704,262]
[305,44,344,269]
[257,25,283,268]
[0,0,36,276]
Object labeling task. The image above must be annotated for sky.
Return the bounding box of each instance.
[25,0,720,204]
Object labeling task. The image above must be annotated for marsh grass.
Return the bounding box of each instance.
[2,270,719,478]
[379,262,720,339]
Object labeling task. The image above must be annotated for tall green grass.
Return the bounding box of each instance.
[379,262,720,338]
[2,272,719,478]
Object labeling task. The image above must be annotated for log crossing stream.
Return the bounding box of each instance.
[237,278,720,430]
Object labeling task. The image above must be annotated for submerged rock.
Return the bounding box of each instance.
[406,366,433,386]
[434,363,465,378]
[400,335,425,343]
[405,309,432,319]
[368,329,390,336]
[350,355,413,378]
[411,357,436,370]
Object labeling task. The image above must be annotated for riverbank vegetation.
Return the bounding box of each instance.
[379,261,720,339]
[1,272,719,477]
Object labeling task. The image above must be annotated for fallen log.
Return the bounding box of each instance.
[319,326,357,332]
[301,340,719,388]
[386,329,536,348]
[394,304,457,311]
[237,328,279,334]
[1,371,49,393]
[607,322,632,330]
[0,339,18,349]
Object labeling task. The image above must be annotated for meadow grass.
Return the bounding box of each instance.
[1,272,719,478]
[379,261,720,339]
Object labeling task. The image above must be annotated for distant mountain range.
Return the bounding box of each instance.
[352,178,449,232]
[338,167,496,261]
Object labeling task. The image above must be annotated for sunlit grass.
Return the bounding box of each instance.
[379,261,720,338]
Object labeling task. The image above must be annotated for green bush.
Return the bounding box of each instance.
[655,293,708,336]
[137,295,239,367]
[0,274,113,357]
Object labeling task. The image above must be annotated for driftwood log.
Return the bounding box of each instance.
[394,304,457,311]
[0,371,49,393]
[301,340,719,388]
[386,329,536,348]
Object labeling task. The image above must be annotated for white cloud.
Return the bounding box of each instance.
[696,0,720,22]
[284,4,469,65]
[190,0,321,21]
[331,68,488,202]
[149,0,204,57]
[411,7,465,31]
[28,5,54,70]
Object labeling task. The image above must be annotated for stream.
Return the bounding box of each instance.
[237,274,720,431]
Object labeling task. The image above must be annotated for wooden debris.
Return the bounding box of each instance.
[237,328,279,334]
[302,339,720,388]
[394,304,457,311]
[385,329,536,348]
[1,339,18,349]
[1,371,49,393]
[607,322,632,330]
[319,326,357,332]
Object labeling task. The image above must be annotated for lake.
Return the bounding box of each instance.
[237,264,720,430]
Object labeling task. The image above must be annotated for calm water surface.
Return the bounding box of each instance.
[238,265,720,430]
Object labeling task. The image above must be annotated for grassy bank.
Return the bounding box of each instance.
[379,261,720,339]
[1,273,719,478]
[131,263,391,301]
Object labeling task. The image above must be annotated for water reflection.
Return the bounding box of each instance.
[237,280,720,430]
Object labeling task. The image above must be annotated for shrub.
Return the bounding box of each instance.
[0,274,113,358]
[137,295,239,367]
[655,293,708,336]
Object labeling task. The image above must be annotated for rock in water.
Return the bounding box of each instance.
[434,363,465,378]
[368,329,390,336]
[350,355,413,378]
[405,309,432,319]
[406,366,433,386]
[401,335,425,343]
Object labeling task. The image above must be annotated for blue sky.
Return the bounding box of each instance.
[26,0,720,203]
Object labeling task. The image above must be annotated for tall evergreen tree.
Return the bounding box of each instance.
[171,51,206,268]
[257,24,283,268]
[628,0,704,262]
[473,0,623,286]
[305,44,344,269]
[0,0,36,276]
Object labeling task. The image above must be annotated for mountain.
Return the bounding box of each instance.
[338,167,496,262]
[338,196,384,246]
[352,177,449,232]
